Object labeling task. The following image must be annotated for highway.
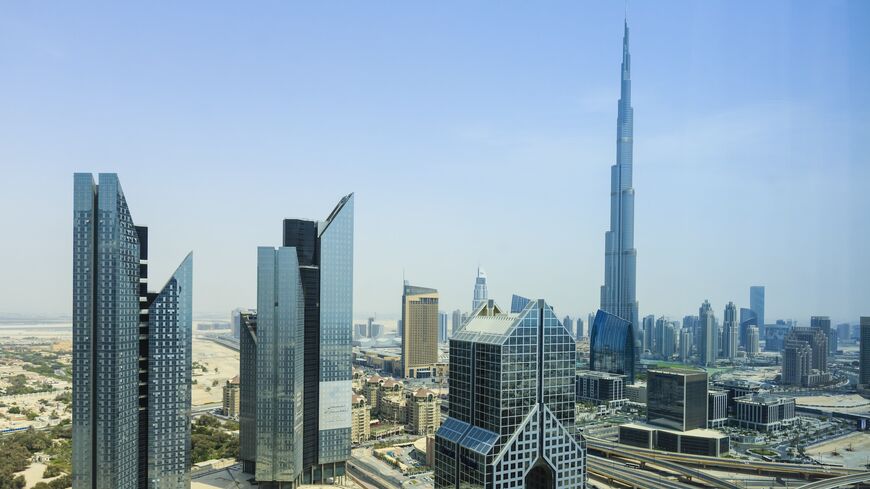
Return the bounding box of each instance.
[797,472,870,489]
[589,447,742,489]
[587,437,862,481]
[588,456,694,489]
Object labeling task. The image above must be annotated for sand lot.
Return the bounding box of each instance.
[191,336,239,406]
[808,432,870,469]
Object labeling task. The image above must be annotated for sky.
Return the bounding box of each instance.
[0,1,868,325]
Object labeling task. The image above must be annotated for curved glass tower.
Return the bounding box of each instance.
[590,309,636,383]
[600,21,639,332]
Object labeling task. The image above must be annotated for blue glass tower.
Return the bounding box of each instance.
[590,309,637,383]
[600,21,639,333]
[73,173,192,489]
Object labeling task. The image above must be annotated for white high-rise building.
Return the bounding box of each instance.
[472,267,488,311]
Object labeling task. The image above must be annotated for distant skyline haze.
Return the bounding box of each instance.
[0,1,868,324]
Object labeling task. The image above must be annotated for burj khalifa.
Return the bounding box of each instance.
[600,21,639,331]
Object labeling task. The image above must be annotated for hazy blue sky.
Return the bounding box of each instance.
[1,1,868,324]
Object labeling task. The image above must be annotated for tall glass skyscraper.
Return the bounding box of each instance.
[750,286,765,336]
[472,267,488,312]
[698,300,716,367]
[590,309,637,383]
[600,21,639,332]
[73,173,192,489]
[245,194,354,487]
[435,299,585,489]
[722,302,738,361]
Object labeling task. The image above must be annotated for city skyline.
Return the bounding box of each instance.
[2,2,869,323]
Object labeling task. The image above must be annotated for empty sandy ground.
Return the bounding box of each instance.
[191,336,239,406]
[808,432,870,469]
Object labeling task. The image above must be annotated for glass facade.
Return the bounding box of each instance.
[647,369,708,431]
[317,194,353,469]
[435,300,585,489]
[589,309,636,383]
[73,174,141,489]
[256,247,305,483]
[239,312,258,474]
[147,254,192,489]
[73,173,192,489]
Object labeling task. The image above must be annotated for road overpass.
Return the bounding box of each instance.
[588,457,696,489]
[798,472,870,489]
[587,437,862,481]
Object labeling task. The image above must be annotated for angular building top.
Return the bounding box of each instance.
[590,309,637,383]
[436,299,585,489]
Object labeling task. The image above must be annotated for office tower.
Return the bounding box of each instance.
[285,195,354,484]
[402,284,439,378]
[838,323,852,342]
[739,308,758,350]
[239,311,258,474]
[73,173,192,489]
[255,247,305,486]
[353,323,366,340]
[679,329,692,362]
[655,316,670,356]
[451,309,462,336]
[642,314,655,352]
[576,316,584,339]
[765,322,791,352]
[367,317,383,339]
[860,318,870,387]
[435,300,585,489]
[786,327,827,372]
[661,322,677,360]
[750,286,765,336]
[746,327,760,356]
[811,316,836,355]
[397,319,403,337]
[782,340,812,385]
[472,267,488,311]
[647,369,708,432]
[698,301,716,367]
[438,311,448,344]
[723,302,738,361]
[245,195,353,487]
[563,315,574,338]
[600,21,639,333]
[683,315,699,351]
[590,309,637,383]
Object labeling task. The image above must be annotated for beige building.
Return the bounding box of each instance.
[401,284,439,378]
[378,379,407,423]
[407,388,441,435]
[222,375,240,418]
[364,374,384,412]
[351,394,371,444]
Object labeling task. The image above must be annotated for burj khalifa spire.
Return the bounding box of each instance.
[600,20,639,331]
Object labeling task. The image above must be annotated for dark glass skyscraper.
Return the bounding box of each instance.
[435,300,585,489]
[590,309,637,383]
[600,21,639,332]
[73,173,192,489]
[750,286,765,336]
[647,369,708,432]
[245,194,354,487]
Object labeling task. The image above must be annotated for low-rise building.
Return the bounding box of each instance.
[576,371,627,410]
[222,375,240,418]
[351,394,371,444]
[625,382,647,404]
[707,390,728,428]
[619,422,729,457]
[733,394,796,432]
